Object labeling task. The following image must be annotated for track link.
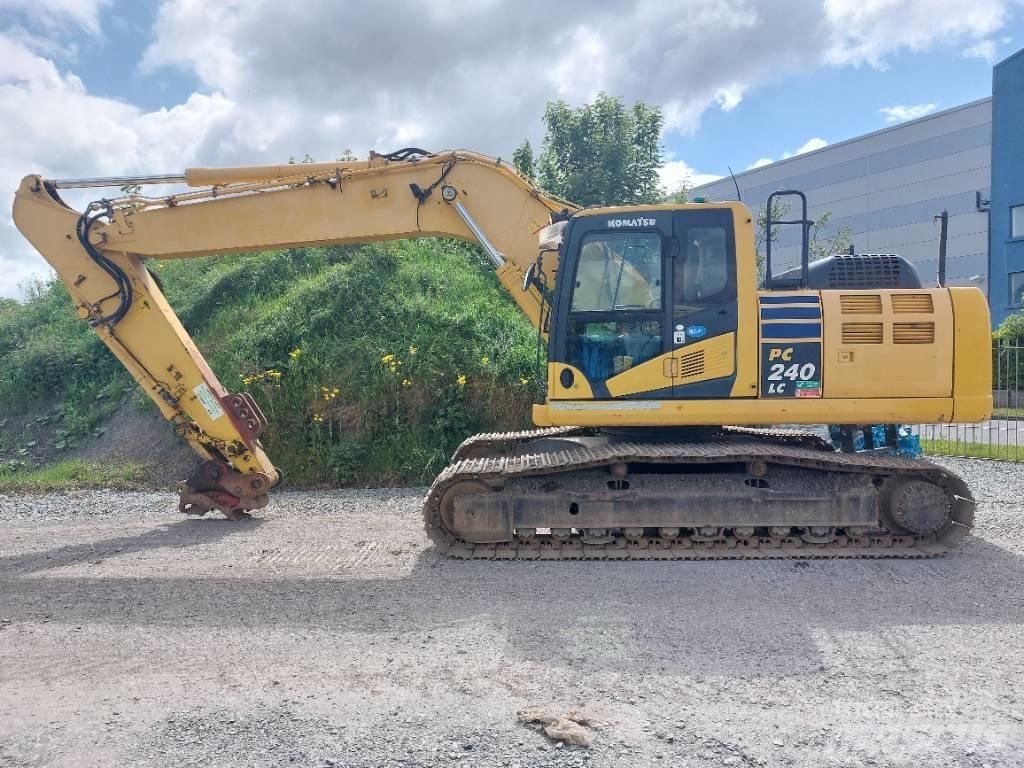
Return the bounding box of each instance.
[423,432,974,560]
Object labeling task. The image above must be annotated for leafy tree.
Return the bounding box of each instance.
[753,200,852,284]
[808,211,854,262]
[994,310,1024,342]
[532,93,664,207]
[512,140,535,179]
[662,182,689,204]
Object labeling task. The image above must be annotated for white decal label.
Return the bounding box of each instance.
[606,216,656,228]
[193,382,225,421]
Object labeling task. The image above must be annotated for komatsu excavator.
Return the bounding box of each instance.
[12,148,992,559]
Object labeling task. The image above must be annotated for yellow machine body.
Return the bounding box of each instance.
[535,286,992,427]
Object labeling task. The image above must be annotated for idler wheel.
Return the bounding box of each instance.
[885,479,951,535]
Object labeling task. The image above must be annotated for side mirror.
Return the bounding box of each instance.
[522,263,536,292]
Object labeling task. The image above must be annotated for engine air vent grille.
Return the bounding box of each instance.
[827,255,904,288]
[840,294,883,314]
[842,322,884,344]
[893,322,935,344]
[679,350,705,379]
[891,294,934,313]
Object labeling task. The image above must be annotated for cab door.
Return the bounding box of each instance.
[556,216,673,399]
[668,209,739,396]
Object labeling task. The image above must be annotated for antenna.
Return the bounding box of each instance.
[727,165,742,202]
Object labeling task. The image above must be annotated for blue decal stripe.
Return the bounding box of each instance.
[758,294,821,304]
[761,322,822,339]
[760,307,822,320]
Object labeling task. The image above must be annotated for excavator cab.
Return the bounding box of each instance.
[545,205,747,402]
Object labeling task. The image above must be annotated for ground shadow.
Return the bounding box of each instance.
[0,516,264,577]
[2,522,1021,679]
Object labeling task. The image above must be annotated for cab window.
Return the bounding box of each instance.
[674,225,733,316]
[566,231,664,388]
[571,232,661,311]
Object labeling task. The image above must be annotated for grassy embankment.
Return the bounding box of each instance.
[0,240,538,489]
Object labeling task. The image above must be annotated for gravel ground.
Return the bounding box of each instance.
[0,456,1022,767]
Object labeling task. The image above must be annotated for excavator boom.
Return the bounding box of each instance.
[13,149,573,517]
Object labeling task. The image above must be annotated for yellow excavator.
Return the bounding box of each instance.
[12,148,992,559]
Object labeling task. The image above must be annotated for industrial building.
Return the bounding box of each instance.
[692,47,1023,326]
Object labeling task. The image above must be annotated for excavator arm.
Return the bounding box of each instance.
[12,149,575,517]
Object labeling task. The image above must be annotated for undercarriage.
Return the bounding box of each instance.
[422,427,974,559]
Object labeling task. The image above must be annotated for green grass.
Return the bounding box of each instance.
[0,459,149,491]
[0,240,539,486]
[993,406,1024,418]
[921,438,1024,462]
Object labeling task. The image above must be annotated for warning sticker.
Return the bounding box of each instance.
[193,382,225,421]
[795,380,822,398]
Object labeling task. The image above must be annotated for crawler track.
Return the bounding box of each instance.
[424,429,975,560]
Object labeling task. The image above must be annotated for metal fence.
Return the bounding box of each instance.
[913,339,1022,461]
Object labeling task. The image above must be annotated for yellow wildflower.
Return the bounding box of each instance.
[520,376,530,385]
[288,347,302,360]
[381,353,394,363]
[409,346,418,356]
[480,356,489,366]
[402,378,411,387]
[456,374,467,388]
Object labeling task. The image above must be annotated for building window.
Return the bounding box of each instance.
[1011,272,1024,308]
[1013,205,1024,239]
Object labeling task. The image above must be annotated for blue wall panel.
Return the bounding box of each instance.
[990,49,1024,326]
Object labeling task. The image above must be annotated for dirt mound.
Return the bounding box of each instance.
[70,401,200,487]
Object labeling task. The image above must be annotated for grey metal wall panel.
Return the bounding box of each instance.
[695,99,994,298]
[697,99,992,200]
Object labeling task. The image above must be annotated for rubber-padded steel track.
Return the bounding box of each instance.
[423,431,975,560]
[451,426,587,462]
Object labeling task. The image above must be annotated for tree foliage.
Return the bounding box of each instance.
[994,310,1024,342]
[512,139,535,179]
[753,200,853,283]
[532,93,664,207]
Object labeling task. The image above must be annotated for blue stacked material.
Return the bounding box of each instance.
[828,425,922,458]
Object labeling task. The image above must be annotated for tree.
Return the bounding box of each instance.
[530,93,664,207]
[663,183,689,204]
[512,140,535,179]
[753,200,852,284]
[808,211,853,262]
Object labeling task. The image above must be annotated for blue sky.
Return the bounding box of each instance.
[667,44,1013,179]
[1,0,1023,294]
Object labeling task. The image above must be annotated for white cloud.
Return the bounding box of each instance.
[880,103,938,123]
[823,0,1012,68]
[0,0,109,37]
[0,34,236,295]
[659,160,722,193]
[713,83,746,112]
[754,137,830,169]
[792,137,828,155]
[963,39,998,62]
[3,0,1023,295]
